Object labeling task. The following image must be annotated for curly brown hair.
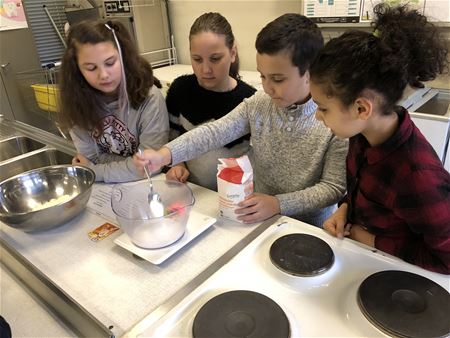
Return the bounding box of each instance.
[59,19,154,132]
[310,4,448,115]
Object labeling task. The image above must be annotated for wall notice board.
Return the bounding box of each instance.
[304,0,450,23]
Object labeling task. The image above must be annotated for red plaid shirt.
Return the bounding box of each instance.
[344,107,450,274]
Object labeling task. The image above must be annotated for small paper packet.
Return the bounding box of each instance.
[217,155,254,223]
[88,222,119,242]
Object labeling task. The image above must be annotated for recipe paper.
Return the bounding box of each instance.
[87,183,116,222]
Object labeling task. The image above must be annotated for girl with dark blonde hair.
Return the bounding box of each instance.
[60,19,169,183]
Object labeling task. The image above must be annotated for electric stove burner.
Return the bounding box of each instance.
[269,233,334,276]
[192,290,290,338]
[358,270,450,338]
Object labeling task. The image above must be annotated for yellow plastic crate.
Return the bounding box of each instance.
[31,84,60,113]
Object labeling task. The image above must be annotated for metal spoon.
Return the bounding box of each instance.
[139,149,164,218]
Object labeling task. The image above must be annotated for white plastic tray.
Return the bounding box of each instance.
[114,210,216,264]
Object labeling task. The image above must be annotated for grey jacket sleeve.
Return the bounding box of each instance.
[166,97,252,165]
[276,136,348,215]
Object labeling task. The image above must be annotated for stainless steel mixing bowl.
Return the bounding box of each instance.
[0,165,95,232]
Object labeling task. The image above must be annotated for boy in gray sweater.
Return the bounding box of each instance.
[134,14,347,227]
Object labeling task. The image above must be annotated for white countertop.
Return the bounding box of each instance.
[0,176,267,337]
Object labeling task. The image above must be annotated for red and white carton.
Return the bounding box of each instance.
[217,155,254,223]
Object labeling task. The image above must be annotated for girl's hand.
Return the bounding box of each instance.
[323,203,349,238]
[72,153,92,167]
[348,224,375,247]
[133,147,172,176]
[235,193,281,224]
[166,163,190,183]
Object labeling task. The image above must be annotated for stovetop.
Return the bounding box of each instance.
[139,217,449,337]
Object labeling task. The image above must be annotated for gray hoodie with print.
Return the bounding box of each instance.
[70,85,169,183]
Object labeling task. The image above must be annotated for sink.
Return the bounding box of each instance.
[0,136,46,161]
[0,149,73,182]
[413,91,450,117]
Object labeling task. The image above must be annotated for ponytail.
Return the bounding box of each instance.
[373,4,448,88]
[229,53,240,80]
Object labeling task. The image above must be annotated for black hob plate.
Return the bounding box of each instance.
[270,233,334,276]
[192,290,290,338]
[358,270,450,338]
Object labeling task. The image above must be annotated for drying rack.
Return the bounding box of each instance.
[141,36,178,69]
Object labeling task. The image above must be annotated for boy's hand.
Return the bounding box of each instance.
[323,203,349,238]
[133,147,172,176]
[235,193,281,224]
[72,153,92,167]
[166,163,190,183]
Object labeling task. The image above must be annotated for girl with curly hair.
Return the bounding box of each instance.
[310,4,450,274]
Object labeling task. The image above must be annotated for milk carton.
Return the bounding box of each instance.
[217,155,253,223]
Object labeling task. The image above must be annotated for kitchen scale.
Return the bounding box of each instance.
[114,210,216,264]
[87,182,217,265]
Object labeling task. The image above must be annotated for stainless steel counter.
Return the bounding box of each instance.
[410,89,450,121]
[0,117,279,337]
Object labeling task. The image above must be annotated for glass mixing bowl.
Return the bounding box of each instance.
[111,180,195,249]
[0,165,95,232]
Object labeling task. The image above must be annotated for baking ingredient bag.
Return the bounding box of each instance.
[217,155,254,222]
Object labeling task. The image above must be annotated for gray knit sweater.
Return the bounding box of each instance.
[167,90,348,226]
